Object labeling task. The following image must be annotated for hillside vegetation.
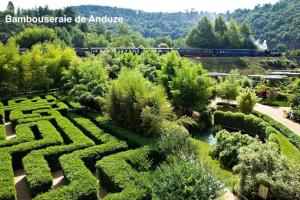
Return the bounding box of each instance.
[228,0,300,49]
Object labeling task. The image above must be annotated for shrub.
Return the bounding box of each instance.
[210,130,257,168]
[158,121,197,159]
[216,75,240,103]
[151,158,224,200]
[234,142,300,200]
[105,68,173,136]
[14,27,58,49]
[169,63,213,114]
[236,89,259,114]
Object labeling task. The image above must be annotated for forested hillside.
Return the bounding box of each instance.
[228,0,300,49]
[73,5,216,39]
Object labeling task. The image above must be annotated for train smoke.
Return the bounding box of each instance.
[255,40,268,50]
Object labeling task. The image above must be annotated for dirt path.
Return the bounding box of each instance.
[14,169,31,200]
[5,122,16,140]
[52,170,65,189]
[254,104,300,137]
[222,188,238,200]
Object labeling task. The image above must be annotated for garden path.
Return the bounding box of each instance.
[254,104,300,137]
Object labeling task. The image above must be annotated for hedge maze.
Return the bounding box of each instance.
[0,95,158,200]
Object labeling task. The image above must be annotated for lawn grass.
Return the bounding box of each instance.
[260,100,290,107]
[192,139,238,189]
[276,133,300,163]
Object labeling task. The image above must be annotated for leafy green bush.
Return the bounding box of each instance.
[216,75,240,103]
[169,63,213,114]
[151,158,224,200]
[158,121,197,158]
[236,89,259,114]
[289,79,300,122]
[62,56,109,112]
[234,142,300,200]
[105,68,173,136]
[14,27,58,48]
[210,130,257,168]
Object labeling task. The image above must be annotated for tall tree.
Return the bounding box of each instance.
[186,17,217,48]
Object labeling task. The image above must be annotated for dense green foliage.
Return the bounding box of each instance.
[105,68,174,136]
[228,0,300,49]
[186,17,256,49]
[169,63,213,113]
[62,56,109,112]
[0,40,76,95]
[237,89,259,114]
[234,142,300,199]
[151,159,224,200]
[216,75,240,103]
[289,79,300,122]
[210,130,257,168]
[14,27,58,48]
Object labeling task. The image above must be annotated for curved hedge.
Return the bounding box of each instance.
[96,147,152,200]
[214,111,279,141]
[253,111,300,149]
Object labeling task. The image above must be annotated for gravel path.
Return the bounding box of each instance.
[254,104,300,137]
[5,122,16,140]
[52,170,65,189]
[14,169,31,200]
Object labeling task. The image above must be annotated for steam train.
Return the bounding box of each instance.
[74,47,282,57]
[19,47,281,57]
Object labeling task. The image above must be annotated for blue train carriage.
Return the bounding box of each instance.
[178,48,215,57]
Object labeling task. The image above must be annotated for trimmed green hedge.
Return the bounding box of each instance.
[214,111,279,141]
[0,122,35,148]
[33,142,127,200]
[23,114,118,197]
[0,153,16,200]
[2,120,63,169]
[96,147,152,200]
[253,111,300,149]
[78,110,155,147]
[0,125,5,141]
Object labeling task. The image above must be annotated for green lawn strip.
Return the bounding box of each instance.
[260,100,290,107]
[253,110,300,149]
[191,139,238,189]
[276,133,300,163]
[0,153,16,200]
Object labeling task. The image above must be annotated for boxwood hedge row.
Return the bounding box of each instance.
[2,120,64,169]
[78,110,155,147]
[33,142,128,200]
[23,116,95,196]
[0,122,36,148]
[0,153,16,200]
[96,147,152,200]
[253,110,300,149]
[23,114,117,197]
[214,111,279,141]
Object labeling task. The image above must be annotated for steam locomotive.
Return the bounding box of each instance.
[74,47,281,57]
